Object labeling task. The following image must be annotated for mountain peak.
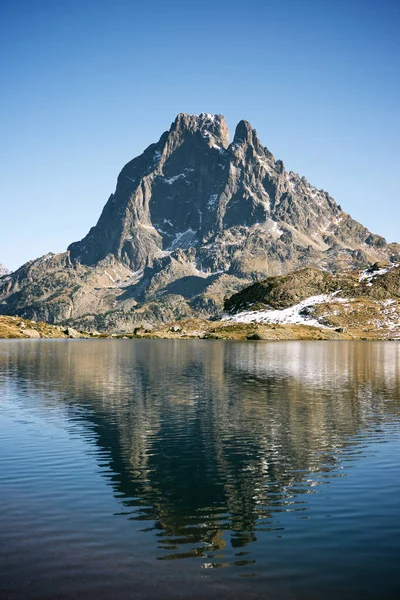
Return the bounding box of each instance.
[66,112,395,278]
[233,119,264,153]
[171,113,230,148]
[233,119,253,143]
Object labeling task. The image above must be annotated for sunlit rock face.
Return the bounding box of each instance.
[67,112,390,275]
[1,114,398,331]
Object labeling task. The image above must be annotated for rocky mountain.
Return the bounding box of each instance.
[0,264,9,276]
[0,113,399,332]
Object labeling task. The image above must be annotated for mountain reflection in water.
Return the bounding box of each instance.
[0,340,399,599]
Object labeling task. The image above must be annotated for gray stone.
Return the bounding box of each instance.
[246,332,267,340]
[23,329,41,338]
[64,327,80,338]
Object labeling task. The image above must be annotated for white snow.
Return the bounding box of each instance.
[163,169,193,184]
[197,113,216,127]
[164,173,185,184]
[256,156,272,172]
[359,263,399,282]
[118,269,144,288]
[263,218,283,237]
[168,228,197,251]
[223,294,348,328]
[38,253,55,263]
[202,113,216,123]
[212,144,225,154]
[207,194,219,208]
[382,299,396,306]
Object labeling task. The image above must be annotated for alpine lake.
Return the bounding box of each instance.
[1,339,399,600]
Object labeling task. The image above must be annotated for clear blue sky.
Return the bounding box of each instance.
[1,0,399,270]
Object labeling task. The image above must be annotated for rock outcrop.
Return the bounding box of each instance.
[1,113,399,332]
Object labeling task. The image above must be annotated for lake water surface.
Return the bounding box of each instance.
[0,340,400,599]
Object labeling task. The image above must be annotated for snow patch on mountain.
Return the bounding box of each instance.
[359,263,399,282]
[168,229,198,251]
[164,173,186,185]
[222,294,348,328]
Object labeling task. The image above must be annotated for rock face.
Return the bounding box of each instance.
[1,113,399,332]
[0,264,9,276]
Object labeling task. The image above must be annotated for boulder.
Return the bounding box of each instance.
[23,329,41,338]
[63,327,80,338]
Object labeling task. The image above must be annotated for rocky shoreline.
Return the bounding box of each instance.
[1,314,398,342]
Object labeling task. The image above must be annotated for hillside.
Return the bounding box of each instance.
[222,263,400,339]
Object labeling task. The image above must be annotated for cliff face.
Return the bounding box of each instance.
[1,113,398,331]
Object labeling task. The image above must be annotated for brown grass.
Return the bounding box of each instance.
[0,316,69,339]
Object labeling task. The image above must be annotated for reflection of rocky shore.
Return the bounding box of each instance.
[1,340,400,561]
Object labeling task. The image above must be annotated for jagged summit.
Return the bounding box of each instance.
[1,113,398,331]
[67,112,386,274]
[233,119,255,144]
[171,113,230,148]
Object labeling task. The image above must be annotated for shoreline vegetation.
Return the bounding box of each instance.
[1,315,399,342]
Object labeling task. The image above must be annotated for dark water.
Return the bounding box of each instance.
[0,340,400,600]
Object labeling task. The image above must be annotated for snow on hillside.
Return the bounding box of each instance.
[359,263,399,282]
[222,294,348,328]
